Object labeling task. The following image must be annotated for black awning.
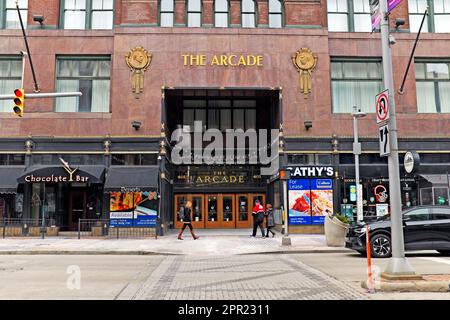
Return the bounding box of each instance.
[104,166,159,192]
[0,167,25,193]
[17,165,106,184]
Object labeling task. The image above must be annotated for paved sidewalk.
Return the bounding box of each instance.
[0,229,350,256]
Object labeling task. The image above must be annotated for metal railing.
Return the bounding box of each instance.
[1,217,56,238]
[78,219,157,239]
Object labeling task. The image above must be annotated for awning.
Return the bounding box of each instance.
[419,174,449,186]
[0,167,25,193]
[104,166,159,193]
[17,165,106,184]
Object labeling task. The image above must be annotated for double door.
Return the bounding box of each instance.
[174,193,265,229]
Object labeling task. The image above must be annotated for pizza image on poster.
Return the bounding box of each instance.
[310,179,333,224]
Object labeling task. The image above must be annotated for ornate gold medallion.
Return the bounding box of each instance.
[292,48,318,96]
[125,46,152,98]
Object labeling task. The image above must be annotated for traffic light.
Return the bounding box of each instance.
[13,88,24,117]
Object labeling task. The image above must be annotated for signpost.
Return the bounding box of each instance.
[379,124,390,156]
[376,89,390,124]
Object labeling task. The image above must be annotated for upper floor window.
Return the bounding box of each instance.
[327,0,371,32]
[187,0,201,27]
[160,0,174,27]
[63,0,113,30]
[0,56,21,113]
[409,0,450,33]
[415,61,450,113]
[269,0,283,28]
[331,59,383,113]
[242,0,256,28]
[215,0,229,27]
[3,0,28,29]
[55,57,111,113]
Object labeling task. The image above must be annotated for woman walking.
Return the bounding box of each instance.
[264,203,275,238]
[177,200,199,240]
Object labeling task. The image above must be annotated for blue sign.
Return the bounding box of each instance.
[289,215,311,225]
[288,179,310,190]
[311,179,333,190]
[312,216,325,224]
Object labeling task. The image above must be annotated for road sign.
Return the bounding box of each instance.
[379,124,390,156]
[376,89,389,124]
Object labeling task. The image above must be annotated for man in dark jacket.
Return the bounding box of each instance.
[251,199,265,237]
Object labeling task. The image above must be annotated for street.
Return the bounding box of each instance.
[0,252,449,300]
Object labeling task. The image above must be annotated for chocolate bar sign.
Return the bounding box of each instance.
[287,166,334,178]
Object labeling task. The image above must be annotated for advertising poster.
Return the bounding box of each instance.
[311,179,334,224]
[288,179,311,225]
[370,0,402,30]
[110,191,158,227]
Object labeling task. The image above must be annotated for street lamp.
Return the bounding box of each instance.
[352,106,366,222]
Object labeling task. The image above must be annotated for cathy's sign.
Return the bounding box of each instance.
[182,54,263,67]
[286,166,334,178]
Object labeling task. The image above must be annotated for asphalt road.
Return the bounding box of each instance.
[0,252,449,300]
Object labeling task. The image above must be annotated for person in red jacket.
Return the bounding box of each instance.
[251,199,266,238]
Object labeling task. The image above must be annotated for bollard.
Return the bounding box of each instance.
[366,225,375,293]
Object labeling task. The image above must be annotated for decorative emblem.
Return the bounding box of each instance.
[125,46,152,98]
[292,48,318,96]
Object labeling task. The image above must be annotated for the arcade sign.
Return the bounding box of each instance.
[286,166,334,178]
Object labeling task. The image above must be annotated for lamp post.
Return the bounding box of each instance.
[352,106,366,222]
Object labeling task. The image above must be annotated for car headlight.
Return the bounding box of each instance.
[355,227,367,234]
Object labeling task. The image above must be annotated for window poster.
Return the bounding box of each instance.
[310,179,334,224]
[288,179,311,225]
[109,191,158,227]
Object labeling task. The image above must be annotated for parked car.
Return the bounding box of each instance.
[345,206,450,258]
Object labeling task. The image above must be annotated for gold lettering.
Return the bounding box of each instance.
[182,54,189,66]
[230,176,237,183]
[256,55,263,66]
[239,176,245,183]
[196,176,203,183]
[247,55,256,66]
[199,55,206,66]
[237,56,246,66]
[212,176,219,183]
[211,55,219,66]
[229,55,237,66]
[220,55,228,66]
[204,176,211,183]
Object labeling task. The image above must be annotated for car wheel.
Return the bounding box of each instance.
[370,234,392,258]
[437,250,450,256]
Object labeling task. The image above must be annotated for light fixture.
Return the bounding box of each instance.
[304,120,312,130]
[131,120,141,130]
[395,18,405,30]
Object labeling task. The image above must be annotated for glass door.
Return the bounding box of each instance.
[191,194,205,228]
[250,193,266,228]
[174,194,188,229]
[205,194,220,228]
[221,194,235,228]
[236,194,252,228]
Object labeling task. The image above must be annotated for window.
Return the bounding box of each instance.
[111,154,158,166]
[269,0,283,28]
[63,0,113,30]
[331,59,383,113]
[327,0,371,32]
[0,154,25,165]
[403,208,430,221]
[242,0,256,28]
[409,0,450,33]
[3,0,28,29]
[431,207,450,220]
[32,154,103,165]
[0,57,21,113]
[187,0,201,27]
[215,0,229,27]
[160,0,174,27]
[55,57,111,112]
[288,154,332,165]
[415,61,450,113]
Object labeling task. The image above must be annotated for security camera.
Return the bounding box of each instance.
[395,18,405,29]
[131,120,142,130]
[389,34,396,45]
[33,15,45,24]
[304,120,313,130]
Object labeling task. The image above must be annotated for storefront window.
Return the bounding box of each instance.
[0,154,25,165]
[111,154,157,166]
[33,154,104,165]
[288,154,332,165]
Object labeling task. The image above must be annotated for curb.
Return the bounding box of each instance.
[361,279,450,293]
[0,248,351,256]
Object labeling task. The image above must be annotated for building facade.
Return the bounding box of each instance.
[1,0,450,234]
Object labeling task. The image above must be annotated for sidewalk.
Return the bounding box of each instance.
[0,229,350,256]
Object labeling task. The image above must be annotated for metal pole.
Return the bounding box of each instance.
[20,52,26,88]
[353,108,363,222]
[380,0,416,276]
[283,180,288,236]
[41,183,45,239]
[0,92,82,100]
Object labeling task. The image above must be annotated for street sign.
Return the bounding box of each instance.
[376,89,389,124]
[379,124,390,156]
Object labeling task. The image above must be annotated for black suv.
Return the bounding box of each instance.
[345,206,450,258]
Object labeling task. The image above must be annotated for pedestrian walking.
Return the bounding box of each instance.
[177,200,199,240]
[251,199,265,238]
[264,203,275,238]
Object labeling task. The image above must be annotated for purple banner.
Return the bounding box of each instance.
[371,0,403,31]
